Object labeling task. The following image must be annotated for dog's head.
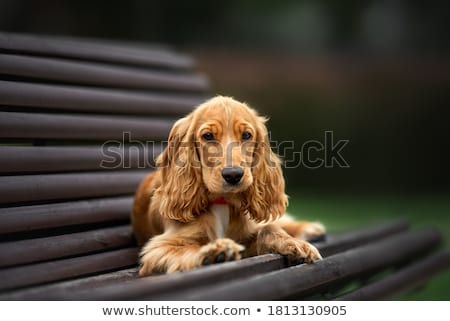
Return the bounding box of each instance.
[155,96,288,223]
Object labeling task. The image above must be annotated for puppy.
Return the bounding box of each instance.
[132,96,324,275]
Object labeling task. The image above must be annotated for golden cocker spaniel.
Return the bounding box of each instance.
[132,96,324,275]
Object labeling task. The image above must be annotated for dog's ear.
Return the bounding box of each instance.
[242,116,288,222]
[153,115,208,223]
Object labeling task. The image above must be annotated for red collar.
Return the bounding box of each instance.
[212,196,228,205]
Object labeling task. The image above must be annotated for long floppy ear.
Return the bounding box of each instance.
[153,115,209,223]
[242,116,288,222]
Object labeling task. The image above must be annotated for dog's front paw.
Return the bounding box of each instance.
[278,238,322,265]
[200,238,245,266]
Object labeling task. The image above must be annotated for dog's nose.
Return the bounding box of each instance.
[221,167,244,185]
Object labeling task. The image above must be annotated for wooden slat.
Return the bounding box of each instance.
[157,229,441,300]
[0,81,204,116]
[333,251,450,300]
[0,196,133,235]
[315,220,410,257]
[0,268,138,300]
[0,170,149,205]
[0,145,162,174]
[0,111,173,140]
[0,32,193,69]
[14,221,409,300]
[0,248,138,292]
[0,54,209,92]
[0,225,134,268]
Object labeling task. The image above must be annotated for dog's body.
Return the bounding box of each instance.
[132,96,324,276]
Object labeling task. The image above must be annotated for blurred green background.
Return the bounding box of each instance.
[1,0,449,299]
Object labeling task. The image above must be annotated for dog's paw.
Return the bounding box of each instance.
[279,238,322,265]
[200,238,245,266]
[138,256,159,277]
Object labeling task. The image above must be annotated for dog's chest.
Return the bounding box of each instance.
[211,204,230,238]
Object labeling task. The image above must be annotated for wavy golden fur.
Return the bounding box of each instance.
[132,96,324,275]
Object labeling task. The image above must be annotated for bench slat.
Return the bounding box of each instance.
[157,229,441,300]
[0,81,204,116]
[0,170,148,205]
[0,32,193,69]
[0,268,138,300]
[0,226,134,268]
[0,54,209,92]
[333,251,450,300]
[0,248,138,292]
[0,145,162,174]
[316,220,410,257]
[0,196,133,235]
[0,111,173,140]
[8,221,409,300]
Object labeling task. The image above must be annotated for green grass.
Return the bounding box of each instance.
[286,191,450,300]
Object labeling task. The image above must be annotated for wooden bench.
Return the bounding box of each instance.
[0,32,449,300]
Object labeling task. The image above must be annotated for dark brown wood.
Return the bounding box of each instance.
[0,196,133,234]
[0,54,209,92]
[0,81,204,116]
[0,268,138,300]
[315,220,410,257]
[0,32,193,69]
[0,145,162,174]
[8,221,409,300]
[156,229,441,300]
[333,251,450,300]
[5,254,284,300]
[0,225,134,268]
[0,111,173,141]
[0,170,149,205]
[0,248,138,292]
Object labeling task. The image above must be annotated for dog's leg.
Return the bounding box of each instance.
[256,223,322,264]
[139,234,244,276]
[277,215,326,241]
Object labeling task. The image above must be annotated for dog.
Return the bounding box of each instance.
[132,96,325,276]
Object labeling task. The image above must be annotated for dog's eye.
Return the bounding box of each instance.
[242,131,252,141]
[202,132,215,141]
